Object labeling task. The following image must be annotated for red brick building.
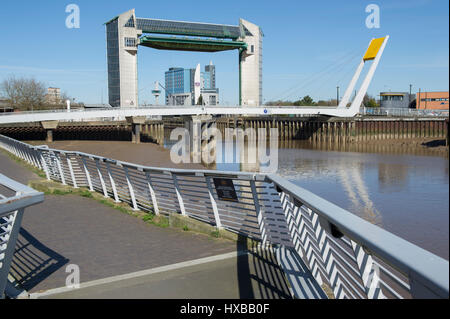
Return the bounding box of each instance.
[416,91,449,110]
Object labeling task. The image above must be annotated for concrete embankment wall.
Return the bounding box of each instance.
[0,121,165,144]
[0,117,448,146]
[216,117,449,145]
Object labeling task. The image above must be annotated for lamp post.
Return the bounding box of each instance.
[337,86,340,103]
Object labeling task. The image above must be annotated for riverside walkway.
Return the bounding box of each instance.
[0,151,291,299]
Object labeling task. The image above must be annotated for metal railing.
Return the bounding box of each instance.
[360,107,449,117]
[0,134,448,299]
[0,173,44,298]
[0,105,339,117]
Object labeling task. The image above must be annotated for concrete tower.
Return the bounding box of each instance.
[105,9,139,107]
[152,81,161,105]
[239,19,263,106]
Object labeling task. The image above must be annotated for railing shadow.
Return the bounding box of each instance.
[236,235,292,299]
[9,228,69,291]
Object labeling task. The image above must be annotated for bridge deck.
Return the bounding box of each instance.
[0,151,290,298]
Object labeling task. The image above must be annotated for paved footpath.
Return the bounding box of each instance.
[0,150,291,299]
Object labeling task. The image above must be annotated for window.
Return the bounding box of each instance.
[382,95,404,101]
[125,16,135,28]
[124,37,136,47]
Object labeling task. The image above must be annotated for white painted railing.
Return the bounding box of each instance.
[0,134,448,299]
[360,107,449,117]
[0,173,44,298]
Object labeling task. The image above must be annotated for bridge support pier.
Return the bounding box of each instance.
[46,130,53,143]
[132,124,140,144]
[185,115,214,163]
[41,121,59,143]
[126,116,146,144]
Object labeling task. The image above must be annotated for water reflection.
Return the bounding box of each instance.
[337,164,382,226]
[278,138,449,158]
[378,163,408,193]
[276,155,382,225]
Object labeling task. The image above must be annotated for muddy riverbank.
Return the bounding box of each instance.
[352,137,448,154]
[26,140,205,170]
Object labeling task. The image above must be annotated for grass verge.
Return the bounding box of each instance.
[0,148,47,179]
[28,179,172,229]
[27,178,252,243]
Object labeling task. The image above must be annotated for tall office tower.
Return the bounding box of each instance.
[164,63,220,106]
[201,62,219,106]
[164,67,195,106]
[204,61,216,89]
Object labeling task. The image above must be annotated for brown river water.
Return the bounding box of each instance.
[276,143,448,260]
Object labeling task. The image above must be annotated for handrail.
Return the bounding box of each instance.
[0,133,448,299]
[266,174,449,298]
[0,174,44,214]
[0,105,340,117]
[41,148,266,178]
[360,107,449,117]
[0,173,44,299]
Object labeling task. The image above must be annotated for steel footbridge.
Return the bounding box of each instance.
[0,37,389,125]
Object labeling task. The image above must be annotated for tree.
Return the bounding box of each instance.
[294,95,317,106]
[1,76,46,111]
[60,91,70,103]
[363,93,379,108]
[265,100,295,106]
[197,94,204,105]
[317,99,338,106]
[302,95,315,105]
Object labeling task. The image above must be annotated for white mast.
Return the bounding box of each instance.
[194,63,201,105]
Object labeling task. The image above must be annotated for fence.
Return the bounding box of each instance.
[217,117,448,145]
[0,173,44,298]
[0,134,448,299]
[360,107,449,117]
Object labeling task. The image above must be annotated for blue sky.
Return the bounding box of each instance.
[0,0,448,105]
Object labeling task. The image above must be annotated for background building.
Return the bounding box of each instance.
[201,61,219,106]
[380,92,414,109]
[165,62,219,106]
[0,98,13,113]
[203,62,215,89]
[165,67,194,105]
[45,87,61,105]
[416,91,449,110]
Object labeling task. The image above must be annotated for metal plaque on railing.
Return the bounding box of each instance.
[213,178,238,202]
